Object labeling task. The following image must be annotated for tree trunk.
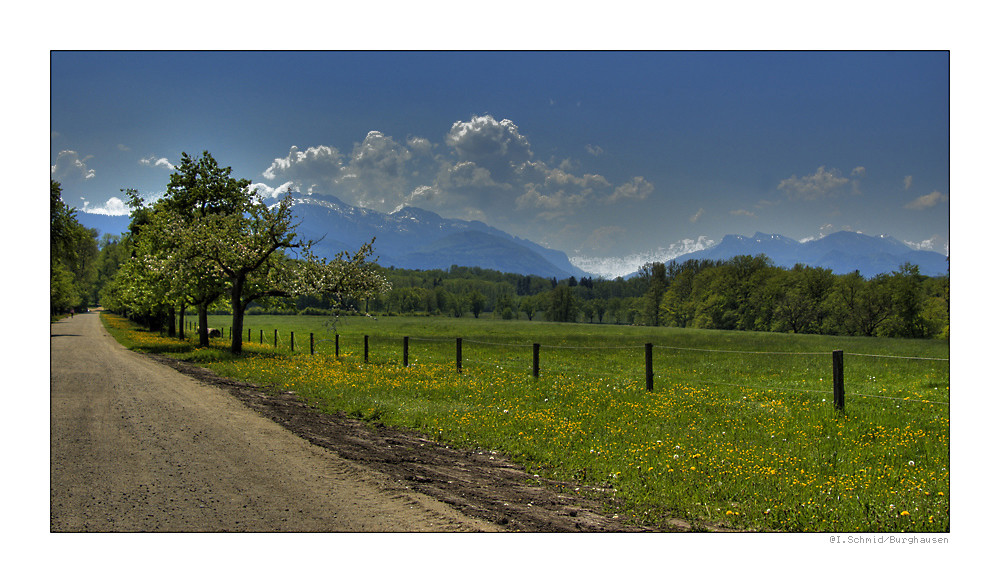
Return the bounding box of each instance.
[167,305,176,337]
[198,303,209,347]
[177,302,186,340]
[229,274,246,354]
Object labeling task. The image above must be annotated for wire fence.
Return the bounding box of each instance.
[188,320,949,412]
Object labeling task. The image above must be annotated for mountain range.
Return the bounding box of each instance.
[74,197,948,280]
[288,194,590,279]
[660,231,948,278]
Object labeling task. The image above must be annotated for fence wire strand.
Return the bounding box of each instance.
[844,352,949,362]
[233,326,949,408]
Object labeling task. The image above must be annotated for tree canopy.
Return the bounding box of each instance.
[50,180,100,315]
[102,152,389,352]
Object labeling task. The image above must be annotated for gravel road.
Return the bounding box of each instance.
[50,313,501,532]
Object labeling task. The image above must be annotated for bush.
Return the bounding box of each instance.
[298,307,332,316]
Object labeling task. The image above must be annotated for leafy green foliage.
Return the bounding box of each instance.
[102,151,389,353]
[345,256,947,340]
[50,180,100,315]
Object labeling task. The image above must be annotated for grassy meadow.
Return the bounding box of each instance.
[103,312,950,532]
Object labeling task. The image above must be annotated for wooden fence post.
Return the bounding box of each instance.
[533,343,540,378]
[274,329,278,348]
[403,336,409,367]
[645,343,654,392]
[259,329,263,344]
[833,349,845,412]
[310,332,314,355]
[364,335,369,363]
[290,331,295,352]
[456,337,463,374]
[335,334,340,358]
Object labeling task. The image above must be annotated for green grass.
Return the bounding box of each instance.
[110,312,950,532]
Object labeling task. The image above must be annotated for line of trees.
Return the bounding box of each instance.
[51,180,123,315]
[284,256,947,340]
[93,151,389,353]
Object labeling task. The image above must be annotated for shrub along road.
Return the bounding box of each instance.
[50,313,653,532]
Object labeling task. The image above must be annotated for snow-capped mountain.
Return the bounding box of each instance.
[571,236,717,279]
[289,193,591,279]
[666,231,948,278]
[72,193,591,278]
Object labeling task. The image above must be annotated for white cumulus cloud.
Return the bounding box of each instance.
[81,196,129,216]
[263,144,346,194]
[446,115,533,163]
[904,234,948,253]
[139,155,175,170]
[445,115,533,185]
[778,166,852,200]
[249,181,295,200]
[51,150,95,181]
[256,115,661,245]
[905,190,947,210]
[609,176,654,202]
[515,183,588,219]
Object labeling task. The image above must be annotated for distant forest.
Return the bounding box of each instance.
[288,256,948,340]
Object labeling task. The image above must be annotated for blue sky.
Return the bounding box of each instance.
[51,50,949,277]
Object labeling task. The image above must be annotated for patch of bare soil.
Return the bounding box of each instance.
[149,355,725,532]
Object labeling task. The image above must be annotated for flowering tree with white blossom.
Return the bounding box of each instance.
[184,191,388,354]
[108,152,388,353]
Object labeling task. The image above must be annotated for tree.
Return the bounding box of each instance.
[160,152,252,346]
[108,152,388,351]
[447,291,468,317]
[467,289,487,318]
[884,263,929,338]
[520,295,538,321]
[591,297,607,324]
[188,193,388,353]
[855,273,894,336]
[51,262,80,314]
[546,284,578,322]
[94,234,125,306]
[639,262,668,326]
[607,296,624,324]
[770,265,834,334]
[494,292,517,320]
[109,195,227,340]
[50,180,99,314]
[51,180,77,262]
[163,151,250,218]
